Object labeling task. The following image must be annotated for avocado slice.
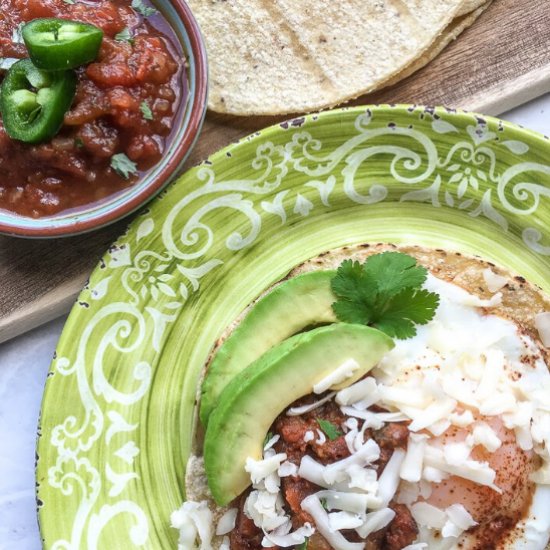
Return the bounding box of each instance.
[203,323,394,506]
[200,270,338,426]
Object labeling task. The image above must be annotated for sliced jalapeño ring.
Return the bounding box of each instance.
[22,18,103,71]
[0,59,76,143]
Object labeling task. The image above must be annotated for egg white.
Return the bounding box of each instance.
[503,485,550,549]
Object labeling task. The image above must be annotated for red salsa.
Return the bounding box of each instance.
[0,0,186,218]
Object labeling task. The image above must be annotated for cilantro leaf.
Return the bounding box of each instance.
[331,259,377,324]
[296,539,309,550]
[115,27,134,43]
[331,300,371,325]
[110,153,138,179]
[140,101,153,120]
[317,418,342,441]
[331,252,440,340]
[363,252,428,297]
[131,0,158,17]
[373,287,439,339]
[331,260,375,303]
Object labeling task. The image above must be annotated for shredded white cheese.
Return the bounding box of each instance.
[322,439,381,485]
[340,406,408,428]
[400,433,429,482]
[215,509,238,536]
[424,446,501,493]
[336,377,380,409]
[261,522,314,548]
[410,502,447,529]
[355,508,396,538]
[443,441,473,466]
[328,511,364,531]
[407,398,458,433]
[376,449,406,508]
[263,434,280,451]
[245,452,287,485]
[314,490,370,514]
[316,429,327,446]
[446,504,478,531]
[286,392,336,416]
[422,466,449,483]
[278,461,298,478]
[535,312,550,347]
[170,501,213,550]
[483,268,508,293]
[450,409,474,427]
[313,359,360,394]
[301,495,364,550]
[470,422,502,452]
[441,504,478,539]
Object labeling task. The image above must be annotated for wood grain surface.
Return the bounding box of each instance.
[1,0,549,344]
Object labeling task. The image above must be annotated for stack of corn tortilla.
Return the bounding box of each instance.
[187,0,492,115]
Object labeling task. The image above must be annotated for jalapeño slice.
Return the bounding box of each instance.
[22,18,103,71]
[0,59,76,143]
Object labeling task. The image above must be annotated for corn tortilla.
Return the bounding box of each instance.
[382,0,492,88]
[457,0,491,16]
[189,0,479,115]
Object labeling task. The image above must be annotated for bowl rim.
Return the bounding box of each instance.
[0,0,208,238]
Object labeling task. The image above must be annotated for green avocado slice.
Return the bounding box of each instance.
[203,323,394,506]
[200,270,338,426]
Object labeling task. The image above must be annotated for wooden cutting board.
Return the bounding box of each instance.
[1,0,549,344]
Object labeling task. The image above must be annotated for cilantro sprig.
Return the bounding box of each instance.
[331,252,439,339]
[115,27,134,43]
[110,153,138,179]
[132,0,158,17]
[317,418,342,441]
[140,101,153,120]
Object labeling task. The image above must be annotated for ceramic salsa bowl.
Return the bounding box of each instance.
[0,0,207,238]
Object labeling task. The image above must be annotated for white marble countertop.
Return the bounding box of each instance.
[1,95,549,550]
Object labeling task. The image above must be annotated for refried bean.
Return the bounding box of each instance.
[230,395,418,549]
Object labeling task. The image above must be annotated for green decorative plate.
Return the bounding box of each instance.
[36,105,550,549]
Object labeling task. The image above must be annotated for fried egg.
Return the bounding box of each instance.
[374,274,550,549]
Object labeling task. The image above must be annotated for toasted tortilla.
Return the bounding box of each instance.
[188,0,481,116]
[456,0,491,16]
[185,243,550,547]
[382,1,493,88]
